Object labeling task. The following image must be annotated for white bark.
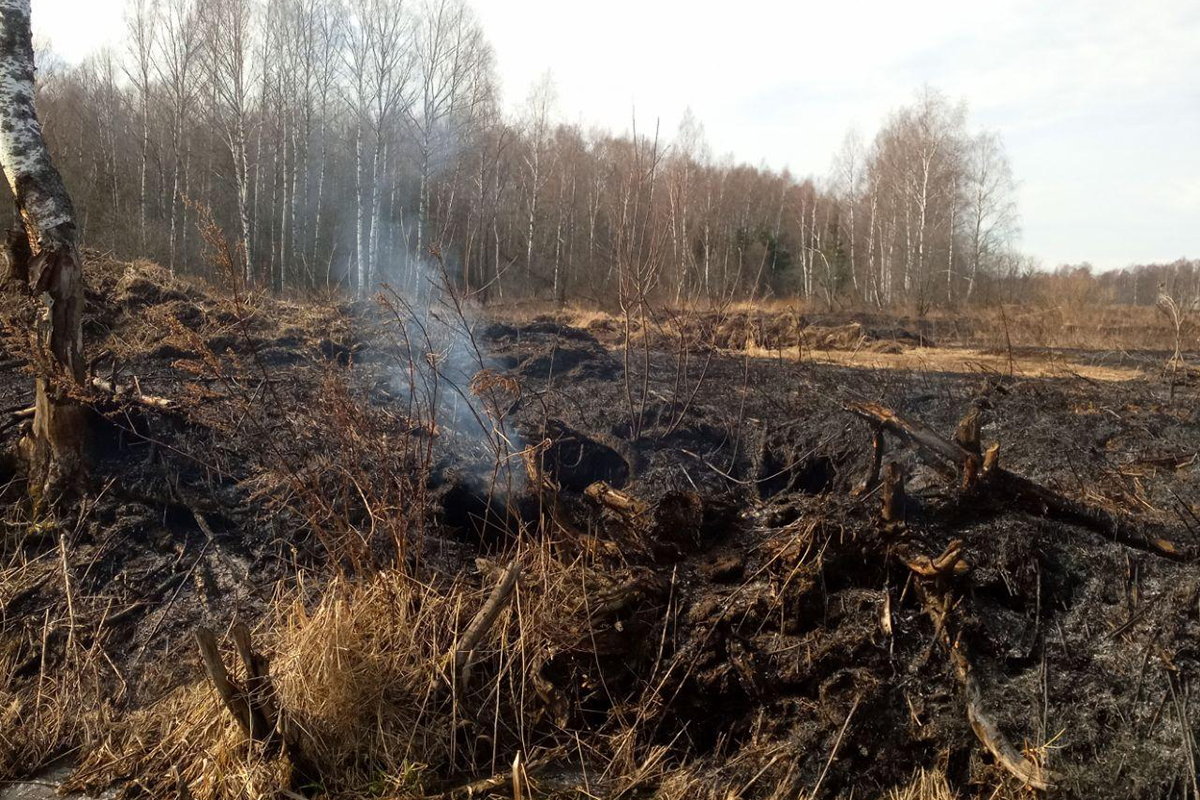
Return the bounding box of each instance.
[0,0,88,493]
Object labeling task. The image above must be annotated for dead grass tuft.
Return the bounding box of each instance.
[881,767,959,800]
[66,542,632,798]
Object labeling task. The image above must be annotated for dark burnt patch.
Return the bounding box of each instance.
[530,418,630,491]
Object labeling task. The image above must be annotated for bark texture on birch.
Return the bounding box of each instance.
[0,0,88,496]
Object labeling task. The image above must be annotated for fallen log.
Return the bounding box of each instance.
[984,459,1185,559]
[845,400,1189,560]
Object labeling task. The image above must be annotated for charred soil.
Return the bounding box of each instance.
[1,256,1199,799]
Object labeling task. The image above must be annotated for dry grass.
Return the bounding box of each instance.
[488,297,1193,354]
[881,768,959,800]
[740,344,1148,382]
[65,540,676,799]
[0,501,122,783]
[968,302,1188,351]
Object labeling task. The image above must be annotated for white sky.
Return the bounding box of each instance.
[32,0,1200,271]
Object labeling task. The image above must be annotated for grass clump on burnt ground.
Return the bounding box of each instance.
[1,254,1199,799]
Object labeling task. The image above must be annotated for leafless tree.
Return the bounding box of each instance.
[520,72,556,286]
[124,0,156,252]
[26,3,1043,311]
[154,0,201,272]
[202,0,256,285]
[346,0,411,296]
[964,130,1017,300]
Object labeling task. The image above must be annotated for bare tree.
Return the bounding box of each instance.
[124,0,156,253]
[964,130,1017,300]
[30,12,1041,313]
[831,129,864,297]
[202,0,256,285]
[408,0,489,260]
[520,71,556,287]
[154,0,201,272]
[306,0,342,278]
[0,0,88,496]
[346,0,411,296]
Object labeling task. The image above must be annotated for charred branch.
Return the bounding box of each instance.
[453,560,522,692]
[899,539,969,578]
[585,480,649,521]
[846,400,1190,561]
[195,625,317,785]
[918,587,1059,791]
[90,375,175,410]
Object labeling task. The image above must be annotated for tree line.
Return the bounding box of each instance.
[27,0,1177,310]
[1028,260,1200,309]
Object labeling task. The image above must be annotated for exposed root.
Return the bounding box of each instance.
[918,586,1059,792]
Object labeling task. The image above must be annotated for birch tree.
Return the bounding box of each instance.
[154,0,201,272]
[124,0,156,253]
[202,0,255,285]
[346,0,411,296]
[520,72,556,281]
[831,129,864,295]
[0,0,88,495]
[964,130,1017,300]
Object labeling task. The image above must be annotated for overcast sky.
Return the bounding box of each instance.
[30,0,1200,270]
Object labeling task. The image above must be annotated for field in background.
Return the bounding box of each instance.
[486,298,1195,384]
[491,298,1190,352]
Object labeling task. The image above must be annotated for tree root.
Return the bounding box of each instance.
[917,586,1059,791]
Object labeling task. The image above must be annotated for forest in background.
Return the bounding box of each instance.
[28,0,1198,311]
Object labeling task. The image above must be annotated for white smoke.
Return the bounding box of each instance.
[381,251,526,497]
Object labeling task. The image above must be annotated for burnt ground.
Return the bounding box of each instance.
[2,257,1200,799]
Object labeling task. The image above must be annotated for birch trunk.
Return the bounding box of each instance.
[0,0,88,496]
[355,125,366,296]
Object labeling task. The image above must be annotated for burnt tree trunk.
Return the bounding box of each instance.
[0,0,88,497]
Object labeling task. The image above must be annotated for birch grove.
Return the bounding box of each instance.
[20,0,1056,308]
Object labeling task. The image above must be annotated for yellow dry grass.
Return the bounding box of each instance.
[741,344,1148,382]
[487,298,1190,354]
[880,768,959,800]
